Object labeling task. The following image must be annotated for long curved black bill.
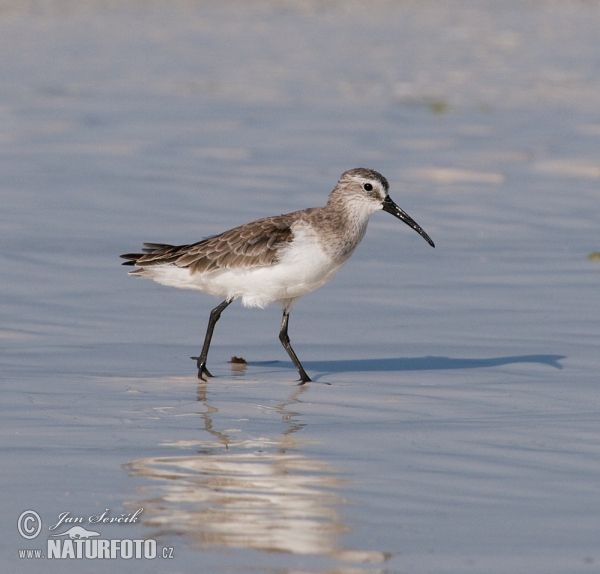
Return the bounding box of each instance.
[382,195,435,248]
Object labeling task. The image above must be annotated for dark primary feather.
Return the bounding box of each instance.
[120,213,297,274]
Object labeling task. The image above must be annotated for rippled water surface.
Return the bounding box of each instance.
[2,1,600,572]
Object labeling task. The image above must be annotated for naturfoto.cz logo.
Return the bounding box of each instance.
[17,508,174,560]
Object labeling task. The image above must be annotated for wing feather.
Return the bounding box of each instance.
[120,213,297,273]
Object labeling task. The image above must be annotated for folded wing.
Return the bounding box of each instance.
[120,214,296,274]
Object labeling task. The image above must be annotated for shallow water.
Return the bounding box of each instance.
[2,1,600,572]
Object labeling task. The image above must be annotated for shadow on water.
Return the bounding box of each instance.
[263,354,566,377]
[124,381,389,566]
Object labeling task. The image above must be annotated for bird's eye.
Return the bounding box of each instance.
[363,183,373,191]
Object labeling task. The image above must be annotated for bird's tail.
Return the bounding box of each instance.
[120,242,180,272]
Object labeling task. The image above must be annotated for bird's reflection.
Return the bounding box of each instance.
[125,379,387,563]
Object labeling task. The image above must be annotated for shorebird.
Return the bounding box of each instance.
[121,168,434,383]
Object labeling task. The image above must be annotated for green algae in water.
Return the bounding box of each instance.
[429,100,449,115]
[588,252,600,261]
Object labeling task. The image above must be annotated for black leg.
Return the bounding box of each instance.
[191,299,232,381]
[279,310,311,384]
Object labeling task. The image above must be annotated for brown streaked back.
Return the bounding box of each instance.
[120,212,299,274]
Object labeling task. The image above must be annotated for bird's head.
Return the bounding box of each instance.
[331,168,435,248]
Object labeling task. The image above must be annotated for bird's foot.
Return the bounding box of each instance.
[191,356,213,381]
[298,373,312,385]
